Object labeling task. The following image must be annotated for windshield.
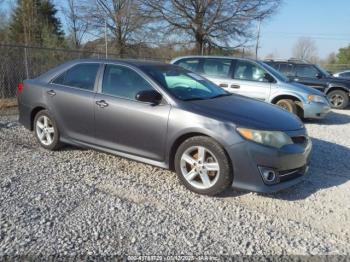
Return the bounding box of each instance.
[260,62,290,82]
[315,65,331,77]
[141,65,230,101]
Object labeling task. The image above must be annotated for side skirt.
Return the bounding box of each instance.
[60,137,169,169]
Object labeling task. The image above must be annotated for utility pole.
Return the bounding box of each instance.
[104,19,108,59]
[255,17,262,60]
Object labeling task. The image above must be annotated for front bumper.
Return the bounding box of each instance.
[303,102,331,119]
[228,130,312,193]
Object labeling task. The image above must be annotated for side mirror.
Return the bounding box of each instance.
[264,73,275,83]
[135,90,162,105]
[316,72,323,79]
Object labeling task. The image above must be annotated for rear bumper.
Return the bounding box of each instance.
[228,133,312,193]
[303,102,331,119]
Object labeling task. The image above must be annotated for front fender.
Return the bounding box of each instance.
[269,91,307,104]
[325,83,350,94]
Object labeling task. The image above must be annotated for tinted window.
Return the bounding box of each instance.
[279,63,294,76]
[202,59,232,78]
[295,65,319,78]
[233,60,268,82]
[176,59,200,72]
[102,64,154,100]
[52,63,99,90]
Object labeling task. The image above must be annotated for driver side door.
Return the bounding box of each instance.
[94,64,170,161]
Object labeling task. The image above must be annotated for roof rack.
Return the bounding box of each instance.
[287,58,310,64]
[263,58,310,64]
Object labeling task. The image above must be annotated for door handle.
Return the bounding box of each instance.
[219,83,228,88]
[47,90,56,96]
[230,84,240,89]
[96,100,109,108]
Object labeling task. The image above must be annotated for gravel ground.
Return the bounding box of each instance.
[0,107,350,257]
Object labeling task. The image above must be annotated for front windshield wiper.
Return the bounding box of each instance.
[182,97,207,101]
[209,93,232,99]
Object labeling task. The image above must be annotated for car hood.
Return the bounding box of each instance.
[187,95,304,131]
[285,81,325,96]
[326,76,350,87]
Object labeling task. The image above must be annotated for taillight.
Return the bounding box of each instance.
[18,83,24,93]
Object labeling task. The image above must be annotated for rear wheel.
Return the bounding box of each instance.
[276,99,297,114]
[34,110,62,150]
[174,136,232,196]
[327,90,349,109]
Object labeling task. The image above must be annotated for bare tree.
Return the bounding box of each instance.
[142,0,281,54]
[292,37,318,62]
[83,0,152,56]
[62,0,89,48]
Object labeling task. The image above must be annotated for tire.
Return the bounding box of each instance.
[33,110,62,150]
[174,136,233,196]
[327,90,349,109]
[276,99,297,114]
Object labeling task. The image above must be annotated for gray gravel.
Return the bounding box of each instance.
[0,108,350,257]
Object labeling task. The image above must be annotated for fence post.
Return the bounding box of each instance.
[23,46,29,79]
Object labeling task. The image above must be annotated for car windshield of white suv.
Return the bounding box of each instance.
[142,65,230,101]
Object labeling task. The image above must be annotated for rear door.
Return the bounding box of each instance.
[94,63,170,161]
[199,58,235,89]
[48,63,100,142]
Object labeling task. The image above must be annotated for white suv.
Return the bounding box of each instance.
[171,56,331,119]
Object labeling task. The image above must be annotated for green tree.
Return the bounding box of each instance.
[337,45,350,64]
[9,0,64,46]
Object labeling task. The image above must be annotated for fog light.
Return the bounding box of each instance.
[258,167,279,185]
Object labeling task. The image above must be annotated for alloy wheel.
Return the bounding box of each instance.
[330,94,344,107]
[180,146,220,189]
[36,115,55,146]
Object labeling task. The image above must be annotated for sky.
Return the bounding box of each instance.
[258,0,350,59]
[2,0,349,60]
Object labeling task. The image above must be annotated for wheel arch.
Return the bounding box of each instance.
[270,94,304,117]
[325,86,350,95]
[168,131,234,172]
[30,106,47,130]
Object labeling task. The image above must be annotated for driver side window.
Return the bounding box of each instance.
[233,60,268,82]
[295,65,319,78]
[102,64,154,100]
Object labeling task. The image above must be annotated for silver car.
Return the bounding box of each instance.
[171,56,331,119]
[333,70,350,79]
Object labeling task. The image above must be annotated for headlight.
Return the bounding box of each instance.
[237,128,293,148]
[307,95,326,103]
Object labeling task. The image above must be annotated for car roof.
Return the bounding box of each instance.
[67,58,168,67]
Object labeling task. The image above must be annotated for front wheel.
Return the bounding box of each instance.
[327,90,349,109]
[276,99,297,114]
[34,110,62,150]
[174,136,233,196]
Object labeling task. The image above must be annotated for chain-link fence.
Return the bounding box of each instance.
[0,43,171,114]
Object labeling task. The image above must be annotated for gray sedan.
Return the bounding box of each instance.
[18,59,311,196]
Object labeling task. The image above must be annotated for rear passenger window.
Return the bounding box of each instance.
[52,63,99,90]
[102,64,154,100]
[279,63,294,76]
[202,59,232,78]
[176,59,200,72]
